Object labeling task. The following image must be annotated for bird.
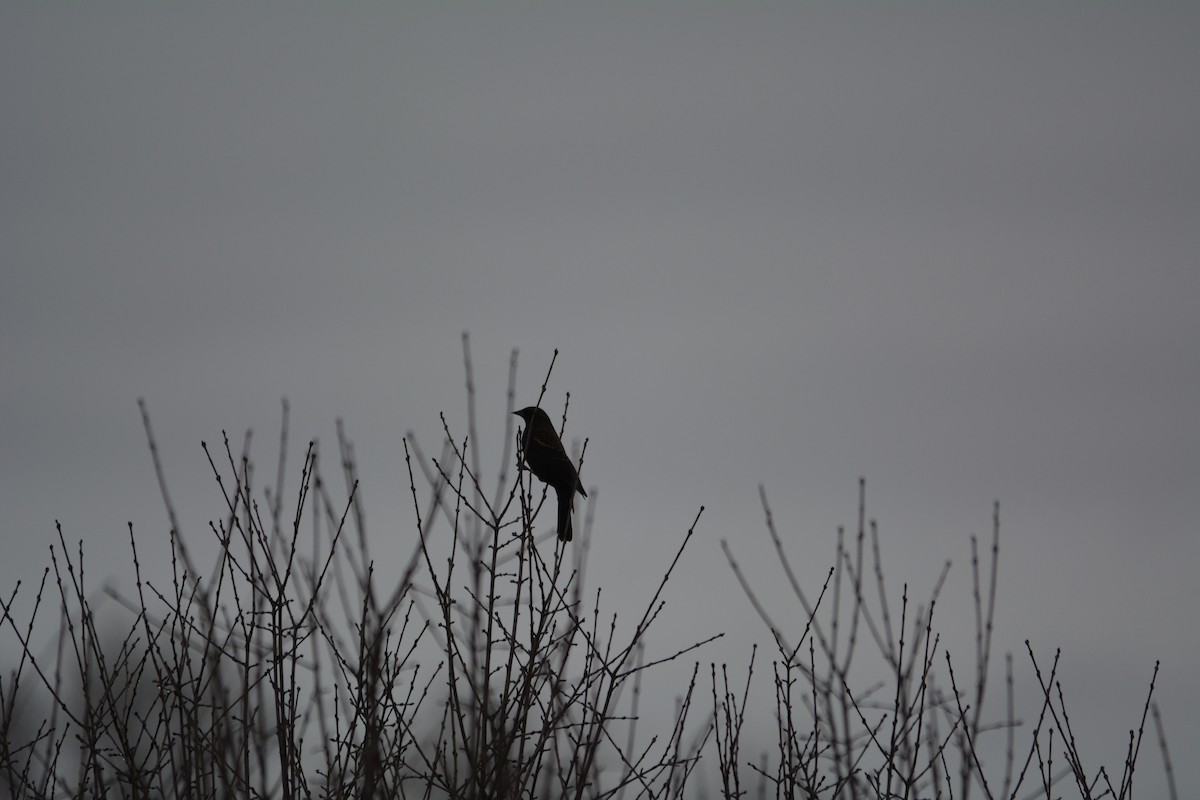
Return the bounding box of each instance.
[513,406,587,541]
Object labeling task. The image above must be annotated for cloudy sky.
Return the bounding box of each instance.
[3,4,1198,795]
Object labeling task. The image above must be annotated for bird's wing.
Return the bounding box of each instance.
[528,429,563,451]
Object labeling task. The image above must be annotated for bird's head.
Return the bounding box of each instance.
[513,406,548,426]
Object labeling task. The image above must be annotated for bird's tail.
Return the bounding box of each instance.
[556,488,573,542]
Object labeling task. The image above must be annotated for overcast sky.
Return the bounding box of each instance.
[3,4,1198,796]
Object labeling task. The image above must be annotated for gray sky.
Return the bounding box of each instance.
[3,4,1198,795]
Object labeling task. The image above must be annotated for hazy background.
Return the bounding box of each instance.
[3,3,1197,795]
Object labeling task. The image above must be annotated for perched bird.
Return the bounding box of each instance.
[513,406,587,541]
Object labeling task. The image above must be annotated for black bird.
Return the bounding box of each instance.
[513,406,587,541]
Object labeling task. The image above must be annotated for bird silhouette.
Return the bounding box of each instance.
[513,406,587,541]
